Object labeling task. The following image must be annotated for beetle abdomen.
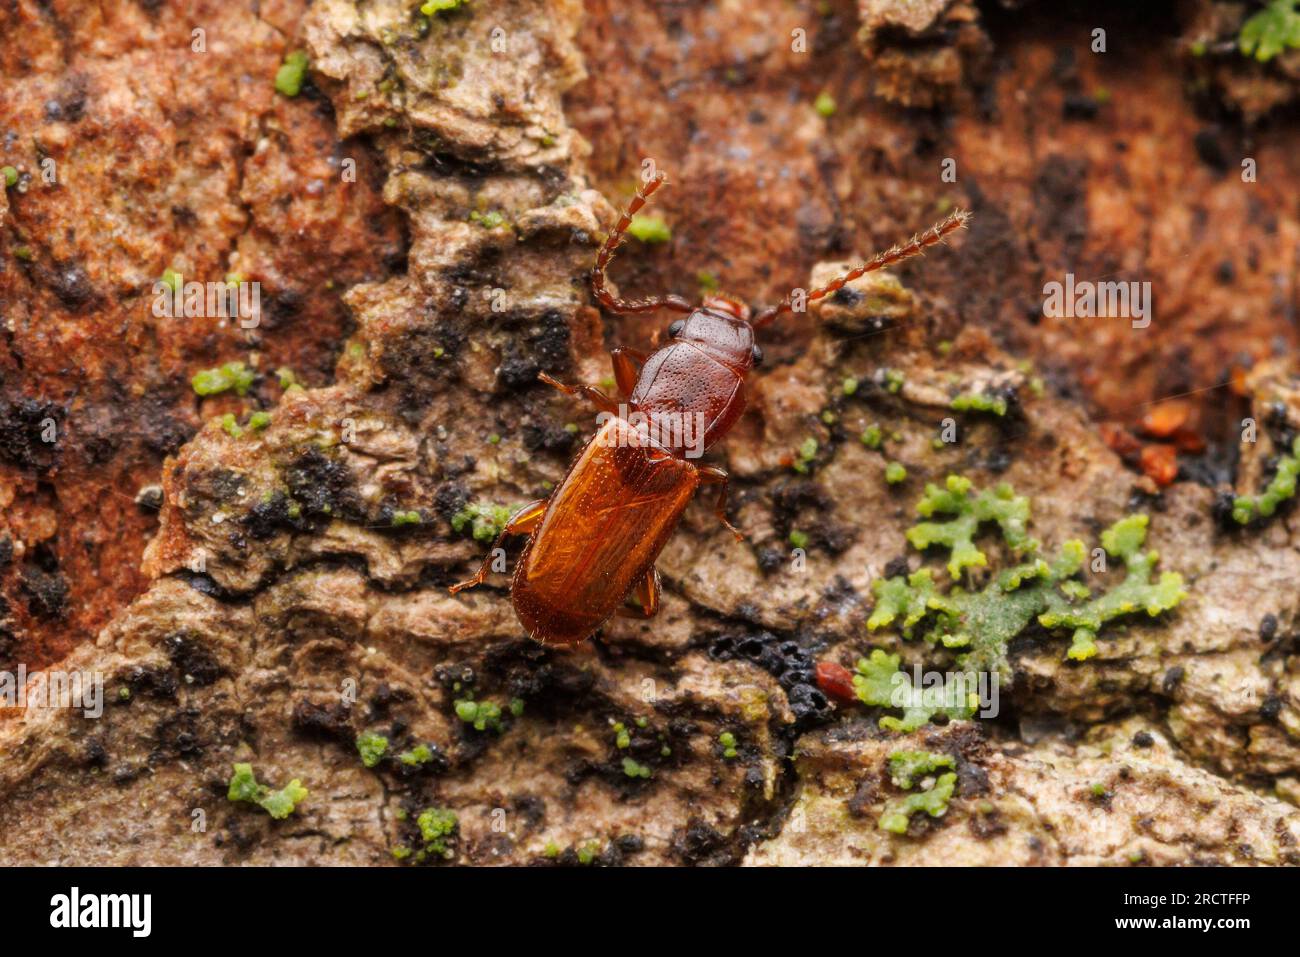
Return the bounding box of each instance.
[512,417,699,645]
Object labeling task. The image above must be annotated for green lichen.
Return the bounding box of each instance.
[1,166,17,187]
[227,763,308,820]
[950,393,1008,416]
[788,529,809,550]
[469,209,507,229]
[884,369,905,394]
[867,477,1187,682]
[697,270,720,292]
[793,436,818,474]
[718,731,738,759]
[622,757,652,779]
[391,509,422,527]
[192,360,255,397]
[852,650,975,732]
[421,0,466,14]
[1240,0,1300,61]
[905,475,1036,579]
[416,807,458,859]
[879,772,957,834]
[627,214,672,244]
[510,698,525,717]
[813,91,837,117]
[274,50,309,97]
[399,744,433,766]
[613,722,631,749]
[356,731,389,768]
[860,423,883,449]
[885,461,908,485]
[455,698,503,732]
[218,413,243,439]
[1231,435,1300,525]
[888,750,956,790]
[248,411,271,431]
[450,502,513,542]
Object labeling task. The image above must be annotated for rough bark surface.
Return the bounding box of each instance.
[0,0,1297,865]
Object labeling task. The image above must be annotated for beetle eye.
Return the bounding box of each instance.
[668,319,685,337]
[750,344,763,366]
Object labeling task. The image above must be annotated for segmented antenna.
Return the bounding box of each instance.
[752,208,971,328]
[591,172,695,316]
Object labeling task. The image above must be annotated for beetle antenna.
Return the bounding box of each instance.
[753,208,971,328]
[591,172,695,316]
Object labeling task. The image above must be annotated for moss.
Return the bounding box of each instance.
[1231,435,1300,525]
[879,772,957,834]
[951,393,1008,416]
[696,270,720,292]
[884,369,905,394]
[356,731,389,768]
[509,698,525,717]
[1239,0,1300,61]
[274,50,309,97]
[622,757,653,779]
[455,698,503,732]
[416,807,458,859]
[160,267,182,292]
[788,529,809,550]
[860,423,883,449]
[576,841,601,865]
[792,436,818,474]
[227,763,308,820]
[450,502,514,542]
[390,509,422,527]
[888,750,955,789]
[1,166,17,187]
[248,411,271,431]
[13,245,33,261]
[487,433,501,445]
[391,845,412,860]
[813,91,837,117]
[399,744,433,766]
[613,722,631,749]
[543,841,561,858]
[842,376,859,396]
[885,461,907,484]
[192,361,255,397]
[852,650,974,732]
[718,731,738,759]
[627,214,672,243]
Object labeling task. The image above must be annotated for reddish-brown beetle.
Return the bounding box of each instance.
[451,173,968,644]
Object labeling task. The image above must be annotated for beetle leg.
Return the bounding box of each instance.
[448,499,547,594]
[617,566,661,619]
[537,371,620,415]
[698,466,744,541]
[610,347,647,397]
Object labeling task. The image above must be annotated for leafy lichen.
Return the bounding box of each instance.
[1239,0,1300,61]
[866,477,1187,684]
[852,650,975,732]
[450,502,513,542]
[888,749,956,789]
[951,393,1008,416]
[192,361,255,397]
[416,807,458,860]
[879,771,957,834]
[1230,435,1300,525]
[905,476,1036,579]
[356,731,389,768]
[227,763,308,820]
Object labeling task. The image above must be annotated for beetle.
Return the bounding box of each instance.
[450,172,968,645]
